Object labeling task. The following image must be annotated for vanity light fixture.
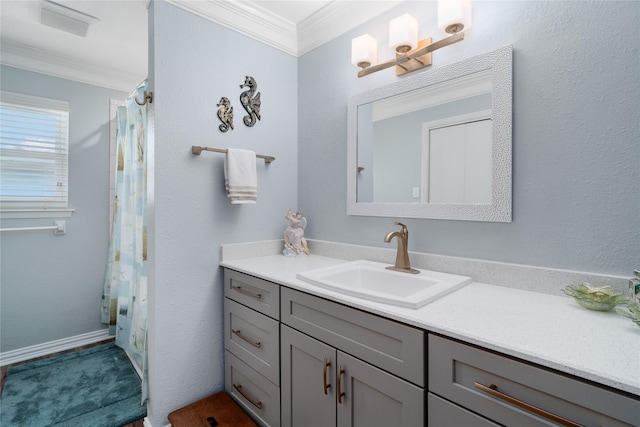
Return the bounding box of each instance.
[352,0,472,78]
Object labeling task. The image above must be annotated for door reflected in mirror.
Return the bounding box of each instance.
[425,110,492,204]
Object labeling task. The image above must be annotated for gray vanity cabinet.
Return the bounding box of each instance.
[280,287,425,427]
[428,334,640,427]
[224,270,281,427]
[223,267,639,427]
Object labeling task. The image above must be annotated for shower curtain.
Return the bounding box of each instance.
[101,80,149,403]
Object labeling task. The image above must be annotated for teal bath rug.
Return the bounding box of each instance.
[0,342,146,426]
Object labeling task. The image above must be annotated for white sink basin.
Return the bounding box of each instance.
[296,260,471,309]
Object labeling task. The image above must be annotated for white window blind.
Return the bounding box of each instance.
[0,91,70,210]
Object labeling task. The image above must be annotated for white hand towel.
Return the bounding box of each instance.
[224,148,257,204]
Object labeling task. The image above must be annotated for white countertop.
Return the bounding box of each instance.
[221,254,640,396]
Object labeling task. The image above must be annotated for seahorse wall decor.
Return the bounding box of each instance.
[239,76,261,127]
[216,97,234,132]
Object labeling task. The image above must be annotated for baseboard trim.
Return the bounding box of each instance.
[0,329,111,367]
[142,418,169,427]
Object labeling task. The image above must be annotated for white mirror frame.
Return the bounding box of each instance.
[347,45,512,222]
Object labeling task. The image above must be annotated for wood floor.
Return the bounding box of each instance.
[1,338,146,427]
[121,419,145,427]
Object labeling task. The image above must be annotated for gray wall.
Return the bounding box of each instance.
[299,1,640,276]
[0,66,127,352]
[147,2,297,424]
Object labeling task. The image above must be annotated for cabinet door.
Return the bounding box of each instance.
[281,325,336,427]
[337,351,424,427]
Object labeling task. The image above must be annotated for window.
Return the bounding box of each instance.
[0,91,71,216]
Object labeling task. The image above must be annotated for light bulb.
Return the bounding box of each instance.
[438,0,472,34]
[351,34,377,68]
[389,14,418,54]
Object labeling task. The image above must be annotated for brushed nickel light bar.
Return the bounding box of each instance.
[357,32,464,78]
[352,0,472,78]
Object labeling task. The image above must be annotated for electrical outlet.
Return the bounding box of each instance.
[412,187,420,198]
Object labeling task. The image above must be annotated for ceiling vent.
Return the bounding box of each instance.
[39,1,99,37]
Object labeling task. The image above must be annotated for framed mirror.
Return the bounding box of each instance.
[347,45,512,222]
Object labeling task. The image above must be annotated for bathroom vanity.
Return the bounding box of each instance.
[221,249,639,427]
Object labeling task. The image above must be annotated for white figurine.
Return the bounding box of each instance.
[283,209,310,257]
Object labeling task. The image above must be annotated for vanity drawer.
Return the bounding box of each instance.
[225,298,280,385]
[225,269,279,319]
[281,287,425,387]
[428,393,500,427]
[428,334,640,427]
[226,350,280,427]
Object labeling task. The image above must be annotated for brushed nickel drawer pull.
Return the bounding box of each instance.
[232,329,261,348]
[474,382,583,427]
[337,366,345,404]
[231,285,262,300]
[233,383,263,409]
[323,358,331,395]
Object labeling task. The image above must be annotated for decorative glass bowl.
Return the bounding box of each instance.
[616,302,640,328]
[561,283,629,312]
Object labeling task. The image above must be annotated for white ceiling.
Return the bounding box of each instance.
[0,0,402,92]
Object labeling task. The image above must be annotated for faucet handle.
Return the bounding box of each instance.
[394,221,408,233]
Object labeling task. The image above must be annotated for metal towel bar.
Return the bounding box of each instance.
[0,220,66,235]
[191,146,275,164]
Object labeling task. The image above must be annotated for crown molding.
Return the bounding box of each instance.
[297,1,402,56]
[0,40,143,93]
[166,0,298,55]
[166,0,403,57]
[1,0,403,90]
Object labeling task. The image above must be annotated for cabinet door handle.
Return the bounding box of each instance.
[474,382,583,427]
[323,358,331,395]
[337,366,346,404]
[231,329,261,348]
[231,285,262,300]
[233,383,263,409]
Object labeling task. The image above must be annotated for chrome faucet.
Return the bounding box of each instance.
[384,221,419,274]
